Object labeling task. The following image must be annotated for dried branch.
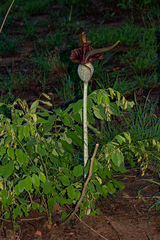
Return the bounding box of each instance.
[59,143,99,226]
[0,0,15,34]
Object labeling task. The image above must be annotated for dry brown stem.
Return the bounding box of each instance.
[0,0,15,34]
[59,143,99,226]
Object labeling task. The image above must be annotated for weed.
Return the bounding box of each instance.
[133,73,157,88]
[22,18,38,38]
[22,0,55,16]
[0,33,21,56]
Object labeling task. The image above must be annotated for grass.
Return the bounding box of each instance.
[0,33,22,56]
[0,0,159,110]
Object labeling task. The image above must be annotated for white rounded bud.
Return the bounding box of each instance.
[77,62,94,83]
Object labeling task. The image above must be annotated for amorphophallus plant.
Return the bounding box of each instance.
[70,32,119,172]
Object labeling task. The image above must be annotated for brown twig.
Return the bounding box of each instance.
[0,0,15,34]
[65,204,110,240]
[19,216,45,221]
[134,204,142,216]
[104,216,122,240]
[59,143,99,226]
[0,216,45,223]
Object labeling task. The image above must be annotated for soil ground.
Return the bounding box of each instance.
[1,169,160,240]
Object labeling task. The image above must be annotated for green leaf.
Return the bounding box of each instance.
[67,185,75,199]
[32,174,40,187]
[13,206,22,218]
[90,200,95,210]
[58,175,70,186]
[30,100,39,113]
[30,165,39,173]
[115,135,126,144]
[92,158,98,173]
[7,147,15,160]
[42,181,53,194]
[25,176,32,191]
[47,197,56,210]
[102,92,110,105]
[23,124,30,137]
[43,115,56,133]
[37,117,49,123]
[87,112,95,124]
[42,93,51,100]
[123,132,131,144]
[89,211,95,216]
[18,126,24,141]
[4,212,10,219]
[39,205,46,212]
[111,149,123,167]
[0,146,6,157]
[39,100,52,106]
[5,136,12,145]
[15,149,28,165]
[109,102,120,116]
[112,162,120,172]
[97,92,103,105]
[66,131,82,148]
[72,100,83,114]
[108,88,116,99]
[62,112,71,126]
[87,97,93,114]
[32,203,40,210]
[14,185,20,195]
[16,197,27,204]
[61,211,68,220]
[72,112,82,123]
[119,163,127,173]
[73,165,83,177]
[15,149,23,165]
[59,140,74,153]
[60,132,72,144]
[92,105,103,120]
[104,166,112,178]
[18,180,25,193]
[74,190,81,200]
[88,182,95,193]
[98,169,106,179]
[112,179,125,191]
[88,124,101,138]
[107,182,116,194]
[2,161,14,178]
[39,172,46,183]
[95,208,102,215]
[94,180,102,194]
[79,212,85,218]
[55,196,67,206]
[93,193,99,199]
[0,190,8,204]
[6,192,12,205]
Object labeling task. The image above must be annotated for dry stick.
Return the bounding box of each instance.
[0,216,45,223]
[65,204,110,240]
[104,216,122,240]
[59,143,99,226]
[0,0,15,34]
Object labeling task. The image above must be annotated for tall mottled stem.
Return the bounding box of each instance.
[78,62,94,172]
[83,82,88,168]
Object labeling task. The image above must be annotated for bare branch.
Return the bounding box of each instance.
[0,0,15,34]
[59,143,99,226]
